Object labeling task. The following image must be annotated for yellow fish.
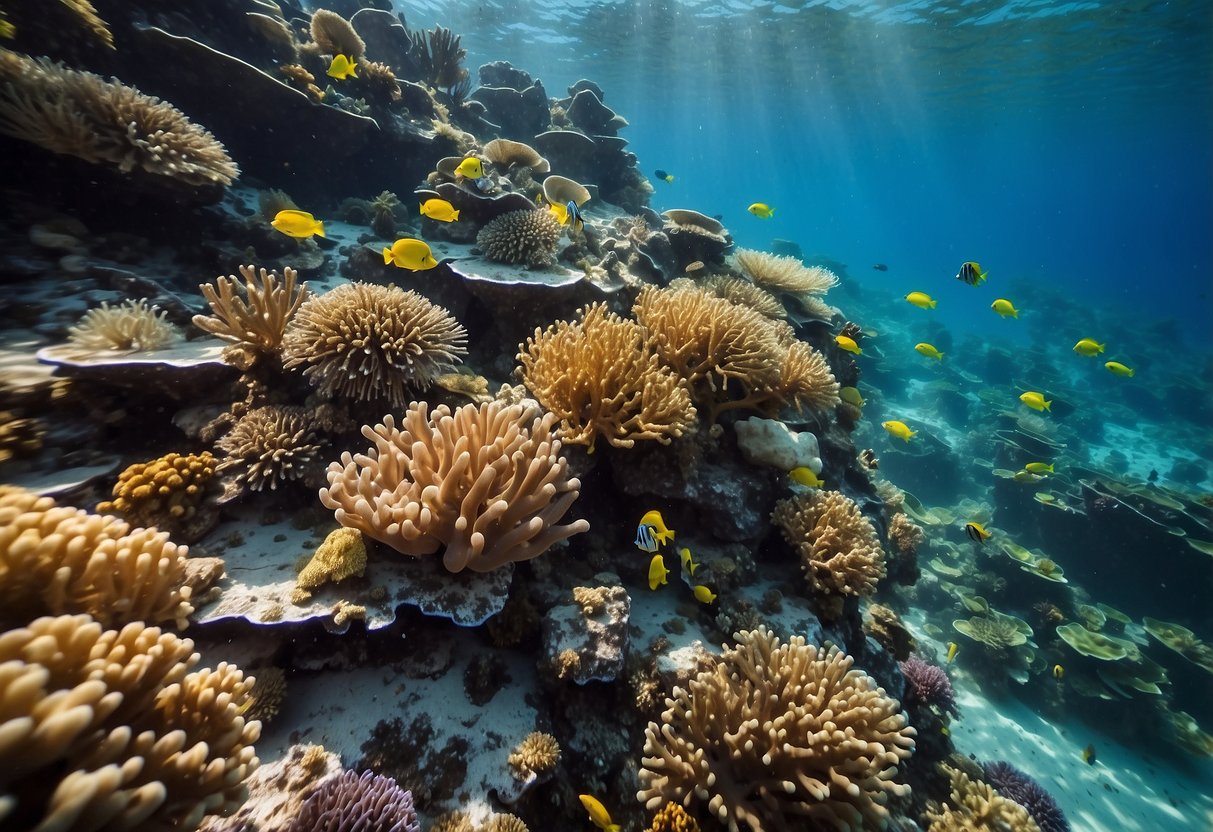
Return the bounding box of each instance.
[578,795,620,832]
[964,522,991,543]
[1013,470,1045,484]
[882,420,916,442]
[1105,361,1135,378]
[678,546,699,577]
[638,510,675,546]
[915,342,944,360]
[326,54,358,80]
[455,157,483,178]
[0,17,14,39]
[648,553,669,590]
[1024,462,1054,474]
[835,334,863,355]
[547,200,569,225]
[905,291,937,309]
[991,298,1019,318]
[271,209,325,239]
[693,585,717,604]
[1073,338,1105,357]
[382,238,438,270]
[1019,391,1051,412]
[946,641,959,664]
[419,198,460,222]
[1082,744,1096,765]
[839,386,865,407]
[747,202,774,218]
[789,467,824,488]
[1052,664,1064,680]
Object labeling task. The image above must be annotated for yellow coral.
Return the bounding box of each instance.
[648,803,701,832]
[293,527,367,603]
[507,731,561,780]
[926,767,1041,832]
[97,451,217,536]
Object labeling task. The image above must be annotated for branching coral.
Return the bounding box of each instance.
[648,803,701,832]
[309,9,365,59]
[774,340,842,415]
[287,769,418,832]
[281,282,467,407]
[97,451,218,540]
[215,405,323,491]
[926,767,1041,832]
[476,208,562,269]
[194,265,309,355]
[319,401,590,573]
[703,276,786,319]
[733,249,839,296]
[638,627,915,832]
[0,54,238,186]
[0,614,260,831]
[981,762,1069,832]
[407,25,468,90]
[507,732,561,781]
[68,298,179,351]
[518,303,697,450]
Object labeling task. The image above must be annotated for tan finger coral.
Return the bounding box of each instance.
[507,731,561,781]
[215,405,323,491]
[281,282,468,407]
[193,265,309,354]
[518,303,697,450]
[926,767,1041,832]
[638,627,915,832]
[703,275,786,319]
[733,248,839,295]
[97,451,219,541]
[0,486,192,629]
[0,614,260,832]
[68,298,179,351]
[309,8,365,58]
[476,208,562,269]
[320,400,590,572]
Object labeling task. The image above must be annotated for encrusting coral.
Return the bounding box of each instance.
[68,298,179,351]
[476,208,562,269]
[215,405,323,491]
[0,614,260,832]
[97,451,218,541]
[518,302,697,450]
[638,627,915,832]
[0,486,192,629]
[926,767,1041,832]
[507,731,561,781]
[292,527,367,604]
[193,265,309,357]
[285,769,419,832]
[281,282,468,408]
[309,9,365,59]
[320,400,590,573]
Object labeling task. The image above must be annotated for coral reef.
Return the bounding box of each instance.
[475,208,562,269]
[320,401,589,572]
[68,298,179,351]
[703,275,786,319]
[926,767,1041,832]
[215,405,323,491]
[733,249,839,296]
[899,655,957,715]
[193,265,309,357]
[888,512,925,556]
[981,762,1069,832]
[866,603,916,661]
[286,769,419,832]
[97,451,219,541]
[638,627,915,831]
[309,9,366,59]
[293,527,367,604]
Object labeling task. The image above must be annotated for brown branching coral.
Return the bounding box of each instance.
[97,451,219,541]
[926,767,1041,832]
[733,249,839,296]
[320,401,590,573]
[774,340,842,415]
[518,303,697,450]
[476,208,562,269]
[309,9,364,59]
[55,0,114,47]
[215,405,323,491]
[0,487,193,629]
[194,265,309,355]
[638,627,915,832]
[0,614,260,832]
[0,54,238,186]
[703,276,786,319]
[68,298,179,351]
[357,60,402,103]
[281,282,467,407]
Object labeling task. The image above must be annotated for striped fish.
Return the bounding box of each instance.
[634,523,659,553]
[956,261,988,285]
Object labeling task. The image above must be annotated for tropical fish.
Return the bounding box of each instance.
[1082,744,1097,765]
[747,202,774,219]
[1024,462,1054,474]
[382,238,438,270]
[1019,391,1051,412]
[419,198,460,222]
[648,553,669,590]
[965,522,992,543]
[835,335,863,355]
[905,291,937,309]
[873,263,889,272]
[638,510,676,546]
[634,523,659,554]
[1053,664,1064,680]
[915,342,944,360]
[563,199,584,236]
[956,261,987,285]
[1105,361,1135,378]
[840,386,865,407]
[946,642,960,664]
[1013,470,1045,484]
[789,467,824,488]
[0,17,14,39]
[455,157,483,178]
[271,209,325,239]
[692,585,717,604]
[1073,338,1105,356]
[326,54,358,80]
[678,546,699,577]
[991,298,1018,318]
[654,169,675,183]
[882,420,916,442]
[579,795,621,832]
[547,200,568,225]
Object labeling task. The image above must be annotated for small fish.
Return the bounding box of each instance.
[941,725,951,737]
[1073,338,1106,357]
[839,386,865,407]
[835,334,863,355]
[692,585,717,604]
[789,467,824,488]
[563,199,584,236]
[747,202,775,219]
[654,169,675,183]
[905,291,937,309]
[1053,664,1064,680]
[1082,744,1096,765]
[1105,361,1135,378]
[956,261,988,285]
[882,420,916,442]
[638,510,675,546]
[455,157,483,179]
[578,795,621,832]
[1024,462,1054,474]
[326,54,358,80]
[635,523,659,554]
[648,553,669,590]
[1019,391,1052,412]
[991,298,1018,318]
[915,342,944,360]
[1013,470,1045,484]
[684,261,705,273]
[419,198,460,222]
[382,238,438,270]
[271,209,325,239]
[0,17,14,39]
[678,546,699,577]
[964,522,991,543]
[873,263,889,272]
[547,200,568,225]
[946,641,960,664]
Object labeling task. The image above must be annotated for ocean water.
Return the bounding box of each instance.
[1,1,1211,831]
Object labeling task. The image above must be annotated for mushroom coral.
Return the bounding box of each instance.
[638,627,915,832]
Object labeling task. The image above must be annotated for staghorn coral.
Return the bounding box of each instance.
[0,614,259,832]
[638,627,915,832]
[286,769,419,832]
[772,490,886,619]
[320,400,589,573]
[518,303,697,450]
[476,208,562,269]
[733,249,839,296]
[309,9,364,59]
[981,762,1069,832]
[0,487,193,629]
[281,282,467,407]
[0,54,238,186]
[68,298,179,351]
[97,451,218,540]
[507,732,561,781]
[648,803,701,832]
[899,655,957,715]
[926,767,1041,832]
[215,405,323,491]
[194,265,309,355]
[703,275,786,319]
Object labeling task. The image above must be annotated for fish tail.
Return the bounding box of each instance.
[419,204,425,215]
[929,299,937,309]
[1127,368,1135,377]
[1043,400,1052,410]
[383,248,393,265]
[314,222,326,238]
[452,209,460,221]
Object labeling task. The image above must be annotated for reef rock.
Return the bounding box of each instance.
[734,416,822,473]
[542,583,630,684]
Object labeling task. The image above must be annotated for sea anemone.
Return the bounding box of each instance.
[981,761,1070,832]
[899,655,957,715]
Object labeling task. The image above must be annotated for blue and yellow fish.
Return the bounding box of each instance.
[956,261,988,285]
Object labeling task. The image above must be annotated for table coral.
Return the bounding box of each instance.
[68,297,179,351]
[476,208,562,269]
[97,451,219,541]
[320,400,589,572]
[638,627,915,832]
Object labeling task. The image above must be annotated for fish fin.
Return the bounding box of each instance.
[1043,400,1052,410]
[314,222,325,238]
[929,300,937,308]
[1011,310,1018,318]
[452,209,460,221]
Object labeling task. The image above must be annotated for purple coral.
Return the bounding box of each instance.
[898,655,957,715]
[289,769,420,832]
[983,761,1070,832]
